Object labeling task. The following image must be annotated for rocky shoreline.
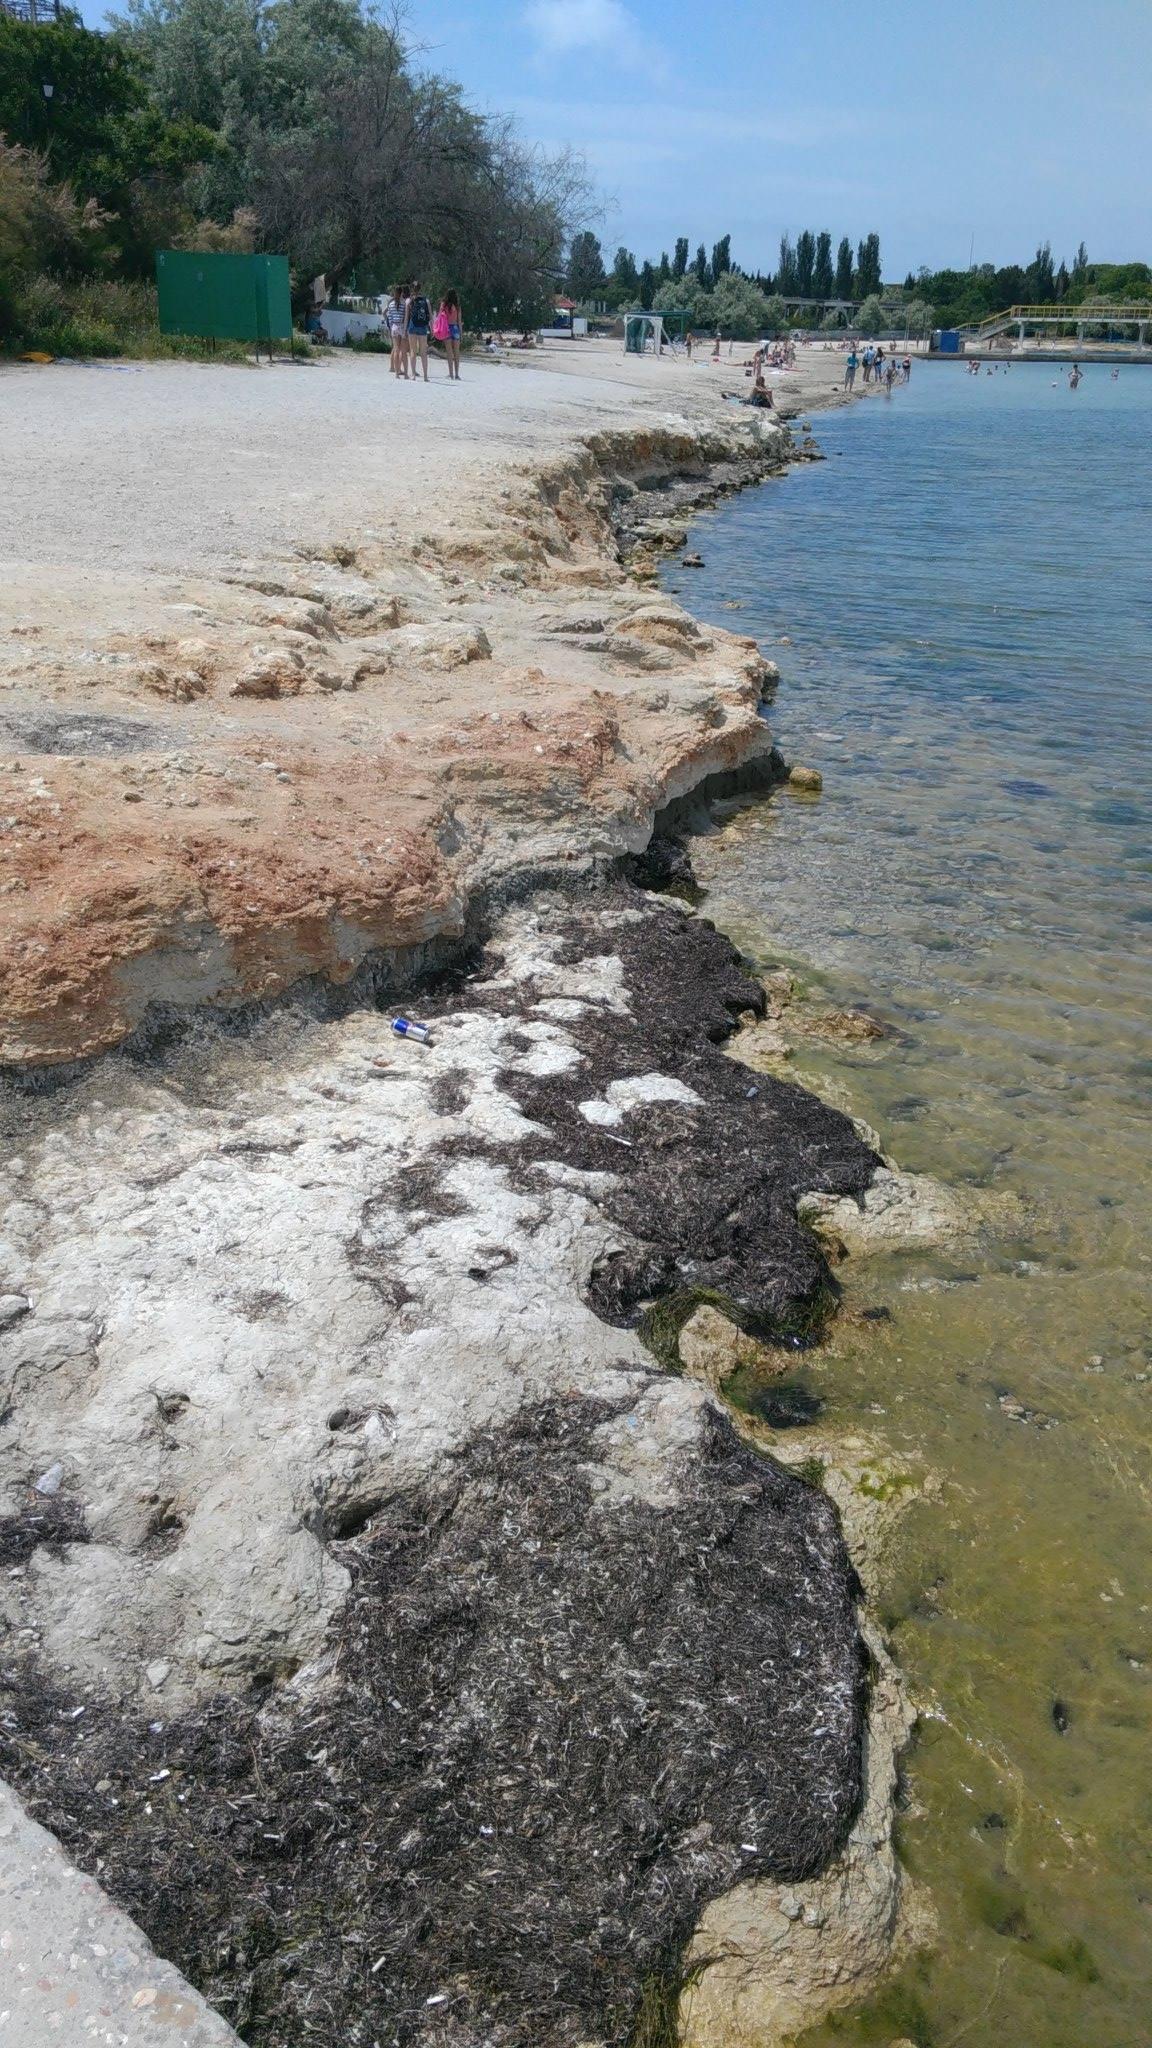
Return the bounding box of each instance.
[1,356,922,2045]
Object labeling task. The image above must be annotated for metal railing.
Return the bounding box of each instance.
[975,303,1152,331]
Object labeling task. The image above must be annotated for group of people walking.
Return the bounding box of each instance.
[843,345,912,392]
[382,283,463,381]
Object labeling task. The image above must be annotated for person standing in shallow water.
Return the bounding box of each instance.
[844,347,858,390]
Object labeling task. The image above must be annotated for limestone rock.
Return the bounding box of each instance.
[730,1015,793,1066]
[799,1167,1025,1255]
[678,1305,788,1392]
[614,602,702,650]
[681,1626,918,2047]
[788,763,823,792]
[809,1006,890,1044]
[229,649,304,698]
[391,622,492,669]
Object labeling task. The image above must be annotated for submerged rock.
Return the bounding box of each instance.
[788,763,824,792]
[677,1303,789,1391]
[799,1166,1026,1256]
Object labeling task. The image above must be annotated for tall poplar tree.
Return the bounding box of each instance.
[835,235,853,297]
[777,233,796,294]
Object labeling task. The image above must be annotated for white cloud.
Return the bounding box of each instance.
[523,0,663,74]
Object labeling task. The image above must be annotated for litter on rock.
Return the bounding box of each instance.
[390,1017,432,1044]
[34,1461,64,1497]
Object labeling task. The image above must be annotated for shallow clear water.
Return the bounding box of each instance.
[664,364,1152,2047]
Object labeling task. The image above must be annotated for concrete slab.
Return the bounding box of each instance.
[0,1777,241,2047]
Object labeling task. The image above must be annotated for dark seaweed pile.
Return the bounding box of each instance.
[491,884,877,1343]
[0,1395,865,2048]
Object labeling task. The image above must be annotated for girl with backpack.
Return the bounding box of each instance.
[405,280,432,383]
[434,291,462,380]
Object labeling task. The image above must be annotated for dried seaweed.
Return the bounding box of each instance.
[0,1396,866,2048]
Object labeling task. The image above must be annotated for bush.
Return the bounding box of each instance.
[855,293,886,335]
[4,271,250,359]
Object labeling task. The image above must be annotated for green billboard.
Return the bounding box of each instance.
[155,251,293,346]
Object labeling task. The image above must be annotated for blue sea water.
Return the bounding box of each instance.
[664,363,1152,2047]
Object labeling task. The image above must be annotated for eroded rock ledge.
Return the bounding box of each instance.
[1,879,882,2045]
[0,414,788,1073]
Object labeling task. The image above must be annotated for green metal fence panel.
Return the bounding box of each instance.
[155,251,293,343]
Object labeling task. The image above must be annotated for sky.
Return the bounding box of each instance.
[403,0,1152,277]
[80,0,1152,278]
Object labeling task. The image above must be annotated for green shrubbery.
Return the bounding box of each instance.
[0,137,251,356]
[650,269,789,339]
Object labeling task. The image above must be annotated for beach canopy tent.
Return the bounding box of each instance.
[624,312,665,354]
[657,309,693,340]
[156,250,292,347]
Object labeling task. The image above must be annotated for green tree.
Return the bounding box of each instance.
[566,228,605,300]
[709,267,770,338]
[854,232,881,296]
[0,15,142,182]
[903,298,933,337]
[795,228,815,293]
[760,292,788,337]
[709,232,730,287]
[1071,240,1088,285]
[693,240,708,287]
[654,273,708,324]
[776,232,796,294]
[672,234,688,278]
[656,248,670,283]
[813,229,833,298]
[609,243,638,304]
[835,234,853,297]
[638,257,655,308]
[855,291,885,335]
[1026,240,1055,302]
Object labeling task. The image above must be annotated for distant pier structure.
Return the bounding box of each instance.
[974,303,1152,348]
[1,0,63,19]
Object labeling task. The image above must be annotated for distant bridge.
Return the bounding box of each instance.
[973,303,1152,345]
[0,0,63,18]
